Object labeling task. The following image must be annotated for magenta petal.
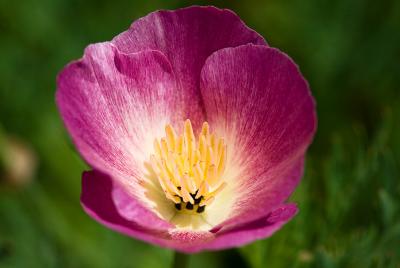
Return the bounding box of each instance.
[205,204,298,251]
[155,204,297,253]
[110,178,173,230]
[112,6,267,128]
[81,170,173,246]
[81,170,298,253]
[81,170,209,251]
[56,43,181,191]
[200,44,317,225]
[79,170,210,253]
[171,204,298,253]
[220,157,305,230]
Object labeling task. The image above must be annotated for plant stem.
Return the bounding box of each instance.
[172,251,189,268]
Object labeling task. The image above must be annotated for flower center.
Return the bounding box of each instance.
[150,119,227,214]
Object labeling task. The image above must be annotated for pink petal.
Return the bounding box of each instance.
[81,170,215,251]
[112,6,267,129]
[173,204,298,253]
[81,170,174,247]
[56,43,181,194]
[81,171,297,253]
[200,44,317,226]
[205,204,298,251]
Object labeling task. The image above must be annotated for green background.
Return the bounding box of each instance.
[0,0,399,267]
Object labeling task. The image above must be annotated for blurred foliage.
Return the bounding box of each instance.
[0,0,399,267]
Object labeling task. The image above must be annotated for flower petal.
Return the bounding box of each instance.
[79,170,218,252]
[205,204,298,251]
[81,170,172,230]
[169,204,298,253]
[112,6,267,128]
[81,170,209,251]
[81,170,178,248]
[200,45,317,225]
[81,171,297,253]
[56,43,182,205]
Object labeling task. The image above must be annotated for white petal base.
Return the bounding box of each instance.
[169,213,213,231]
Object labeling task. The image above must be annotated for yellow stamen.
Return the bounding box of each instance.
[150,120,227,213]
[217,145,227,178]
[181,187,194,204]
[166,192,181,204]
[195,180,209,199]
[205,164,217,185]
[165,125,176,150]
[204,182,227,198]
[199,196,215,207]
[176,135,184,154]
[201,122,209,137]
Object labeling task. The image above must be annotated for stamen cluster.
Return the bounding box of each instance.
[150,120,227,213]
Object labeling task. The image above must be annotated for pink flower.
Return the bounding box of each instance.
[56,6,316,253]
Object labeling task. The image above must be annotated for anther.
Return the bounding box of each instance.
[196,206,205,213]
